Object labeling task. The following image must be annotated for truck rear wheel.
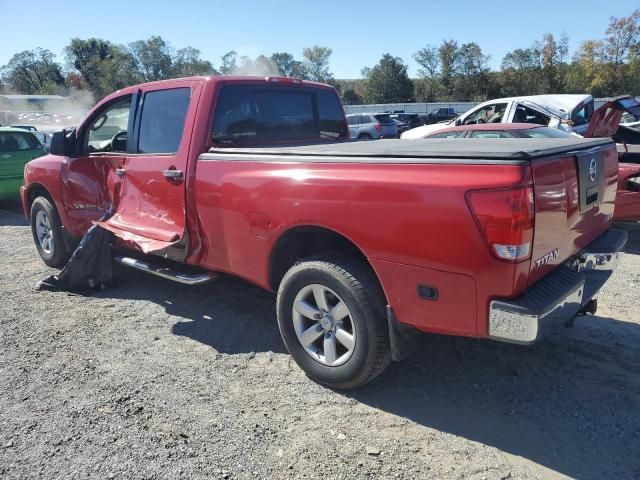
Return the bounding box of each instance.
[30,196,70,268]
[276,255,390,389]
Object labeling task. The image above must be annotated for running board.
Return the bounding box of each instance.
[114,256,217,285]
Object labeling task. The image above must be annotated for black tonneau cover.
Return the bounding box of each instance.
[205,137,613,162]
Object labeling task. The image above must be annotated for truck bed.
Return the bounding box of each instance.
[205,137,613,162]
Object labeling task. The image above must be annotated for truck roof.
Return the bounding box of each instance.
[206,137,613,162]
[112,75,336,93]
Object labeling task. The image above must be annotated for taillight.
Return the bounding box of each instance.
[374,123,382,132]
[467,185,535,262]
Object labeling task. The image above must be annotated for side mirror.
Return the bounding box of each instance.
[49,131,67,156]
[49,129,77,156]
[454,118,462,126]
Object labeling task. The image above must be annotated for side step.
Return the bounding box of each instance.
[114,256,217,285]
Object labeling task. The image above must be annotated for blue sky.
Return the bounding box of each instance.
[0,0,637,78]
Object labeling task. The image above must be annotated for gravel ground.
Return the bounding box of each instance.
[1,205,639,480]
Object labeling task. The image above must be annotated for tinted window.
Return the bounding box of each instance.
[138,88,190,154]
[0,132,41,151]
[212,85,346,145]
[514,105,550,125]
[347,115,358,125]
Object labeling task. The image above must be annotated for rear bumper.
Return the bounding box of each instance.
[488,228,628,344]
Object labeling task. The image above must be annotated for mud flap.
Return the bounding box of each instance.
[386,306,420,361]
[36,223,114,292]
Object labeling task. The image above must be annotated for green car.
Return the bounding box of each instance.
[0,127,46,201]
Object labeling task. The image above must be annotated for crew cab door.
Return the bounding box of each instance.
[98,81,202,256]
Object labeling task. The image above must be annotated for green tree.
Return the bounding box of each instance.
[270,52,308,78]
[603,9,640,93]
[220,51,238,75]
[362,54,414,103]
[0,48,65,94]
[172,47,217,76]
[302,46,333,82]
[500,47,542,96]
[341,88,362,105]
[566,40,607,96]
[539,33,569,92]
[454,42,491,100]
[129,36,173,81]
[413,45,439,101]
[438,40,459,98]
[65,38,140,99]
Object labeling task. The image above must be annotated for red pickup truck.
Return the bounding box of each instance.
[21,76,626,389]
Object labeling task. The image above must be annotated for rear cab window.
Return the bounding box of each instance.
[211,84,347,146]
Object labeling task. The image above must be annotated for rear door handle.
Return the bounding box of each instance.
[115,168,126,177]
[163,169,184,180]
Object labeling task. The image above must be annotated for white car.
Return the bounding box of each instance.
[401,94,594,139]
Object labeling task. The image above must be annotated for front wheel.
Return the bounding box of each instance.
[30,196,70,267]
[276,256,390,389]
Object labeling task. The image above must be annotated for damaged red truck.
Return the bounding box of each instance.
[21,76,627,388]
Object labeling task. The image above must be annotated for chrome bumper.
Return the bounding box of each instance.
[488,228,628,344]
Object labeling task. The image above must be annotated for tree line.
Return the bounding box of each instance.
[0,9,638,105]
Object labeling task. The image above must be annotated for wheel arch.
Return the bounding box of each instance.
[267,224,385,299]
[26,182,55,208]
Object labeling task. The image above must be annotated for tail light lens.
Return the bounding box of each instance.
[467,186,535,261]
[374,123,382,132]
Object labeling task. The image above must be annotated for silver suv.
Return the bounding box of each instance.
[347,113,397,140]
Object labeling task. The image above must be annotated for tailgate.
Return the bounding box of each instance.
[528,144,618,285]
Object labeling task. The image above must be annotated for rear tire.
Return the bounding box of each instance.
[30,196,69,268]
[357,133,372,140]
[276,255,391,389]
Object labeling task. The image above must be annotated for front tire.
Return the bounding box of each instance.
[30,196,69,267]
[276,256,390,389]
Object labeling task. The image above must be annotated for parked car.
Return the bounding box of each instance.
[421,123,574,139]
[10,124,38,132]
[0,127,46,200]
[391,118,410,136]
[389,113,424,129]
[403,94,594,139]
[421,107,458,125]
[34,131,52,152]
[21,76,625,389]
[347,113,397,139]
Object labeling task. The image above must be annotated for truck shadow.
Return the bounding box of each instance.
[615,220,640,254]
[99,267,287,355]
[0,204,28,226]
[97,265,640,479]
[350,320,640,479]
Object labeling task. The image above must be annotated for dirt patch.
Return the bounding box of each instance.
[1,208,639,479]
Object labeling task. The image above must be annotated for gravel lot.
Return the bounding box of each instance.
[1,205,639,480]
